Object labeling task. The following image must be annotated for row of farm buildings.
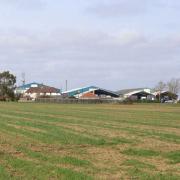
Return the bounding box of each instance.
[15,82,178,102]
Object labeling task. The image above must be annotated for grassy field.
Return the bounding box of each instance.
[0,102,179,179]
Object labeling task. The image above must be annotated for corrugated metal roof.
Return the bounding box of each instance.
[62,86,119,97]
[116,88,152,95]
[16,82,42,90]
[62,86,98,97]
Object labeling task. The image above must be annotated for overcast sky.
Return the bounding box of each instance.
[0,0,180,90]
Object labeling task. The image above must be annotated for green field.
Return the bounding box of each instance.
[0,103,179,179]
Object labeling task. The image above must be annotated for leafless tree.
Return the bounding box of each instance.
[167,78,180,94]
[155,81,166,101]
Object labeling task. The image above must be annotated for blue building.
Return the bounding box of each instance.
[62,86,119,99]
[15,82,43,94]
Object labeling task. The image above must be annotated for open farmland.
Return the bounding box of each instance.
[0,103,180,179]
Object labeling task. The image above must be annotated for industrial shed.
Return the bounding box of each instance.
[62,86,119,99]
[117,88,155,101]
[153,91,178,102]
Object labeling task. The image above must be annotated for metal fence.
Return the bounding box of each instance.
[35,98,123,104]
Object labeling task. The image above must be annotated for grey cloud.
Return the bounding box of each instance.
[0,0,46,10]
[87,0,180,17]
[154,0,180,9]
[0,29,180,89]
[87,0,149,17]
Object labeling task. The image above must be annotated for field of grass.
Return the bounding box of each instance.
[0,102,179,179]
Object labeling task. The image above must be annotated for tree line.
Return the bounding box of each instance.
[0,70,180,101]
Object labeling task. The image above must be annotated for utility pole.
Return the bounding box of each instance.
[65,80,68,91]
[21,73,26,86]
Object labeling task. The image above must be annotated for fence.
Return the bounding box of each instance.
[35,98,123,104]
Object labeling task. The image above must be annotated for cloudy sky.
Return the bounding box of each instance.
[0,0,180,90]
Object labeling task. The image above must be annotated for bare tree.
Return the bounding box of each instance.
[167,78,180,94]
[155,81,166,101]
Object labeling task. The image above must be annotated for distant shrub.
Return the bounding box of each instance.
[122,98,133,104]
[14,93,21,101]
